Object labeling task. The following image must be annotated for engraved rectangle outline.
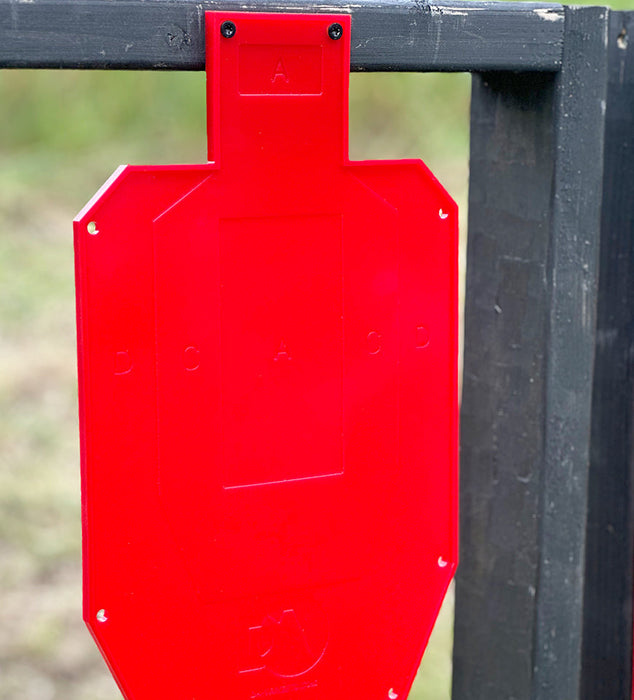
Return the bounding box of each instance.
[219,212,344,490]
[238,44,324,96]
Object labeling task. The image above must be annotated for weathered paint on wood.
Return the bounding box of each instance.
[454,68,557,700]
[0,0,564,72]
[581,10,634,700]
[454,6,609,698]
[532,8,608,696]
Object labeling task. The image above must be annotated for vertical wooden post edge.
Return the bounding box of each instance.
[533,6,608,697]
[454,6,609,699]
[581,10,634,700]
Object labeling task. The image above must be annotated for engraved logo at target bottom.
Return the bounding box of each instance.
[240,606,328,678]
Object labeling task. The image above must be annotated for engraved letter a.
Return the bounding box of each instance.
[272,58,289,85]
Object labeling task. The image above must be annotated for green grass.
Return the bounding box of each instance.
[0,67,469,699]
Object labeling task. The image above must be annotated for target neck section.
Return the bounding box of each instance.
[206,12,350,169]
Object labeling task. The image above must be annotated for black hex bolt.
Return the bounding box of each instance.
[220,21,236,39]
[328,22,343,40]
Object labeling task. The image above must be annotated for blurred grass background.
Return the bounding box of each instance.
[0,68,468,699]
[0,0,624,694]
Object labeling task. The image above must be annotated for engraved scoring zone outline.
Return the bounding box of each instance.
[219,212,344,491]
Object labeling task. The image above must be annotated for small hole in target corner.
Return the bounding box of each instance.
[388,690,399,700]
[96,609,109,622]
[87,221,99,235]
[438,209,449,220]
[438,556,448,568]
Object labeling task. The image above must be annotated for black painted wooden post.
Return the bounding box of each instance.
[581,11,634,700]
[454,69,557,699]
[454,6,609,699]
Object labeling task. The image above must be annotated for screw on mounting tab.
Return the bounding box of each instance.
[221,21,236,39]
[328,22,343,40]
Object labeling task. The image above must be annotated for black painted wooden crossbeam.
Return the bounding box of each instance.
[0,0,564,72]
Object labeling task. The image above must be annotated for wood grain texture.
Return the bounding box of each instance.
[454,69,557,700]
[532,7,608,697]
[581,10,634,700]
[0,0,564,72]
[454,6,609,699]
